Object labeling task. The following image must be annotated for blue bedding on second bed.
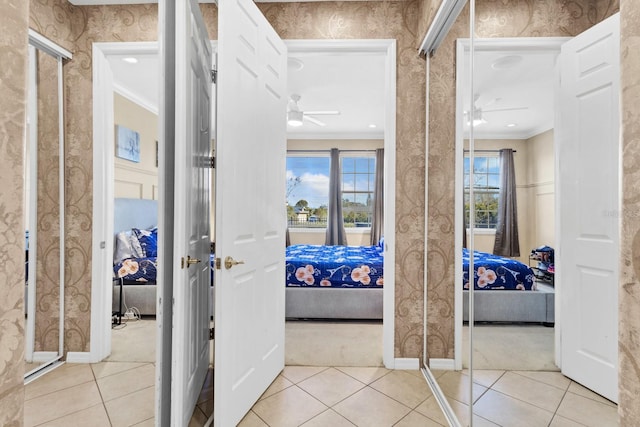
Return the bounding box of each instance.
[286,244,384,288]
[463,248,535,291]
[114,254,216,283]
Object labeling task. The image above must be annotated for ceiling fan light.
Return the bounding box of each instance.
[287,110,303,127]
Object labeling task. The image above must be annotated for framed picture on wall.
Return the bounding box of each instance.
[115,124,140,163]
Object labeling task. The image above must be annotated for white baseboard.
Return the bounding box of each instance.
[32,351,58,363]
[66,351,93,363]
[429,358,456,370]
[394,358,420,370]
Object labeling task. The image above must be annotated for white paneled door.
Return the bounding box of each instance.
[170,0,213,425]
[558,13,620,403]
[214,0,288,425]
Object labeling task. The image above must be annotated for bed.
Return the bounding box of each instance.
[462,249,555,324]
[112,198,214,317]
[285,243,384,319]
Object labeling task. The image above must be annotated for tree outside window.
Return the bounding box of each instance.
[285,154,375,229]
[464,156,500,229]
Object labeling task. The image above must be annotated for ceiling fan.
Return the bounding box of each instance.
[287,94,340,127]
[465,96,528,127]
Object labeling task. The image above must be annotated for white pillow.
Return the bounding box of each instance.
[129,231,144,258]
[114,231,134,264]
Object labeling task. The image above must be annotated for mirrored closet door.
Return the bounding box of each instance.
[24,30,71,381]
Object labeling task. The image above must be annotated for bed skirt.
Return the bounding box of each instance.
[463,289,555,323]
[113,282,215,317]
[285,287,383,320]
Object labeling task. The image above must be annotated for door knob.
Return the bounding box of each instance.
[186,255,201,268]
[224,256,245,270]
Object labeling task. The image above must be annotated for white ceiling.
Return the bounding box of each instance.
[463,49,558,140]
[107,50,387,139]
[108,53,159,113]
[286,53,386,139]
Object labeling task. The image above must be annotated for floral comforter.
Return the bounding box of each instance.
[285,244,384,288]
[463,248,536,291]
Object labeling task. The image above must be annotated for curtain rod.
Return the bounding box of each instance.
[463,149,517,153]
[287,149,378,153]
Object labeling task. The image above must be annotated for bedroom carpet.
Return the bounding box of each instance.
[285,320,383,367]
[107,318,383,367]
[462,324,557,371]
[107,318,156,363]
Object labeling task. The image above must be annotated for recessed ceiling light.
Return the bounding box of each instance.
[506,123,517,128]
[368,124,377,128]
[492,55,523,70]
[122,57,138,64]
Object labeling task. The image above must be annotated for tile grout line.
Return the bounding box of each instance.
[509,370,570,392]
[545,386,572,427]
[90,363,114,426]
[30,403,109,427]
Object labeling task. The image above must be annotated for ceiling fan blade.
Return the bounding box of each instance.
[303,115,326,126]
[483,106,528,113]
[303,110,340,116]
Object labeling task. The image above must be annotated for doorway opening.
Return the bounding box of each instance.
[283,40,396,368]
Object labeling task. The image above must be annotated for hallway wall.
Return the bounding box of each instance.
[0,0,29,422]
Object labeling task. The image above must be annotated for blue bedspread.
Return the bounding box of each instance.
[286,244,384,288]
[114,254,215,283]
[463,249,535,291]
[114,257,158,283]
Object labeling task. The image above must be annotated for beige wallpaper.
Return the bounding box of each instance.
[258,1,427,358]
[0,0,28,423]
[619,0,640,424]
[425,0,620,360]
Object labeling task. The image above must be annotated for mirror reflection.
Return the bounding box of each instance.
[24,33,68,380]
[426,1,620,426]
[461,43,558,372]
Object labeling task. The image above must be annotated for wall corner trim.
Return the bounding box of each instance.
[394,358,420,370]
[429,358,456,370]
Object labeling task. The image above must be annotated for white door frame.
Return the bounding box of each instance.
[285,39,397,368]
[450,37,569,370]
[89,41,159,363]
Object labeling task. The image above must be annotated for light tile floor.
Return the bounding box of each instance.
[24,364,618,426]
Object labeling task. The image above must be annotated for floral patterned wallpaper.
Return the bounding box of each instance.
[425,0,620,360]
[620,0,640,424]
[0,0,28,423]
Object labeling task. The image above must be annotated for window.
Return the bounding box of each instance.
[286,154,376,229]
[341,157,375,227]
[464,156,500,229]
